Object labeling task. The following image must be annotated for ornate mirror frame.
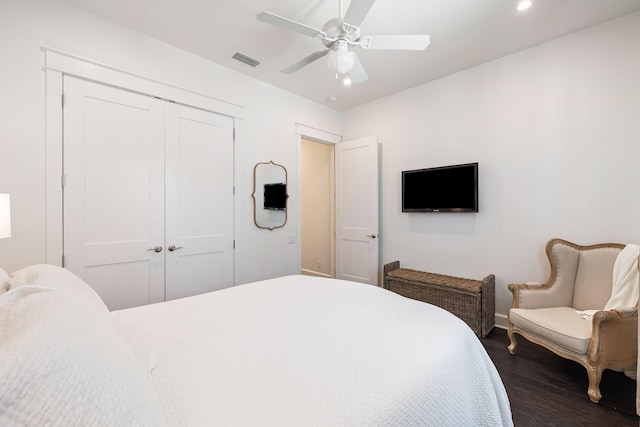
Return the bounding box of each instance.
[252,160,288,230]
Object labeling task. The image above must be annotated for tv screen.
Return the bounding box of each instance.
[264,182,287,210]
[402,162,478,212]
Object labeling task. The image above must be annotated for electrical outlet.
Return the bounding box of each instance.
[288,234,295,244]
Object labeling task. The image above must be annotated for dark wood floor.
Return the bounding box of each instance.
[481,328,638,427]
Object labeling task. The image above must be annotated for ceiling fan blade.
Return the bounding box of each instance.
[343,0,377,28]
[257,11,326,39]
[361,34,431,50]
[349,53,368,84]
[281,50,330,74]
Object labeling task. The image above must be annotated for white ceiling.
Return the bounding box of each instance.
[58,0,640,111]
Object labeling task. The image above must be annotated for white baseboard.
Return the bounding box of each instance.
[300,269,333,279]
[494,313,509,330]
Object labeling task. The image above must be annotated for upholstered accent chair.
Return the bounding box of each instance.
[507,238,638,403]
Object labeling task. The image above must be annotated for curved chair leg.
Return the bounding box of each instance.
[507,326,518,355]
[586,365,603,403]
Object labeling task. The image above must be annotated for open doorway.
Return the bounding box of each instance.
[300,138,335,278]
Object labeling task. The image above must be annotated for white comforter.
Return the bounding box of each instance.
[114,275,512,426]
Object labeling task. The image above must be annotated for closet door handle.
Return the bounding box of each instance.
[168,245,184,252]
[147,246,163,253]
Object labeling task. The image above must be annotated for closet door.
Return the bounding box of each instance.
[63,76,166,310]
[164,103,234,300]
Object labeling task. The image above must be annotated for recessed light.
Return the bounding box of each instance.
[343,77,352,86]
[326,96,338,103]
[516,0,532,11]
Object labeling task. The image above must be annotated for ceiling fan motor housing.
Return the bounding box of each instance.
[321,17,360,47]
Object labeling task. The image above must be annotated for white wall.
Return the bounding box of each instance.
[342,11,640,324]
[0,0,341,283]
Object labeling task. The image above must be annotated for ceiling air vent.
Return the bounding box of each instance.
[232,52,260,68]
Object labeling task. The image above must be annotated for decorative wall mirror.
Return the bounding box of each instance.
[252,160,288,230]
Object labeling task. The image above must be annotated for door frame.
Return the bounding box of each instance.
[294,123,341,276]
[44,47,243,283]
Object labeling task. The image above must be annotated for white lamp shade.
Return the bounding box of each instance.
[0,194,11,239]
[327,46,355,75]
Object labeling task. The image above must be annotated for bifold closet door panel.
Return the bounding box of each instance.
[63,76,166,310]
[164,103,234,301]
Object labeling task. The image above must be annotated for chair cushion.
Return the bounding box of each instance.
[510,307,592,354]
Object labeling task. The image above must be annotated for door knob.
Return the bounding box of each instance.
[147,246,163,252]
[367,234,377,239]
[168,245,184,252]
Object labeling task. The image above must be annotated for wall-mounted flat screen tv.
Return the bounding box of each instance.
[402,162,478,212]
[264,182,287,210]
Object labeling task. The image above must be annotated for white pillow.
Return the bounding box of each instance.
[8,264,108,313]
[0,286,166,426]
[0,268,9,295]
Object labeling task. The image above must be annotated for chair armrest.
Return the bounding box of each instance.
[588,309,638,366]
[508,282,560,309]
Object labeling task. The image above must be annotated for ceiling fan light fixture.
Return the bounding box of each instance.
[516,0,533,11]
[327,40,355,74]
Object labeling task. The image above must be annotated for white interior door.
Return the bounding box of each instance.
[164,103,235,300]
[335,136,379,285]
[63,76,166,310]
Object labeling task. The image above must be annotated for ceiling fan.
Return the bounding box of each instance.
[257,0,430,84]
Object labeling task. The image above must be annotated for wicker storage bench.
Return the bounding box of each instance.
[383,261,495,337]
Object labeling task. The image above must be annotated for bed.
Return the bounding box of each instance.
[0,265,513,426]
